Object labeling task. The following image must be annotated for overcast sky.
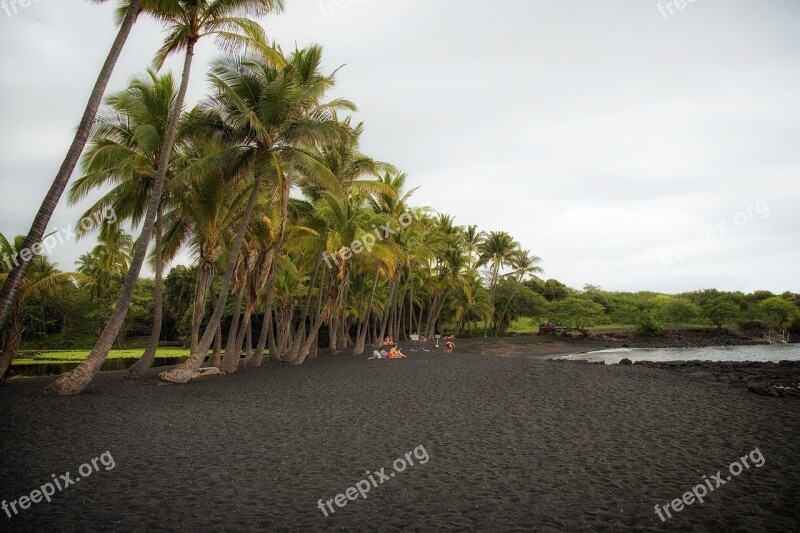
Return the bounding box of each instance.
[1,0,798,293]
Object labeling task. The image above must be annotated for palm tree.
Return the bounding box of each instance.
[462,225,486,270]
[161,141,251,356]
[160,43,350,382]
[44,0,285,396]
[0,0,144,332]
[494,249,543,335]
[301,128,396,352]
[0,234,91,380]
[286,191,387,365]
[67,69,191,377]
[477,231,520,334]
[450,270,493,335]
[204,47,359,364]
[75,226,134,301]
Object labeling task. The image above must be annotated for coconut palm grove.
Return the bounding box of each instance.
[1,2,799,531]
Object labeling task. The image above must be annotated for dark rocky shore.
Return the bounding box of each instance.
[1,345,799,532]
[631,360,800,399]
[595,328,767,349]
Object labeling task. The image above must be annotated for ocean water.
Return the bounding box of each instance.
[562,343,800,364]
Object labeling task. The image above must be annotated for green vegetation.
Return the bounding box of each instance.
[1,2,798,394]
[466,286,800,339]
[13,348,196,366]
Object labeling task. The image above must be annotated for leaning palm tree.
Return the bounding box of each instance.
[0,0,144,331]
[67,69,190,377]
[44,0,285,396]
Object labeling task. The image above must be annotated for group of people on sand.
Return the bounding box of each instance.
[368,335,456,359]
[369,344,407,359]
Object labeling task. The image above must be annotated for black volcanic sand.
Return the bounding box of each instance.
[1,346,799,531]
[424,335,608,357]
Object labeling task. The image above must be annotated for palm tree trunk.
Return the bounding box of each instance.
[0,308,23,382]
[250,250,276,367]
[282,251,322,362]
[159,176,260,384]
[427,289,451,339]
[0,0,142,331]
[125,205,164,378]
[353,270,380,355]
[339,279,351,349]
[270,308,282,362]
[294,251,323,337]
[393,288,404,340]
[43,40,196,397]
[190,264,212,356]
[220,288,245,373]
[486,264,501,336]
[425,294,439,339]
[342,320,351,348]
[288,267,327,364]
[408,289,413,338]
[231,291,254,369]
[379,275,399,342]
[329,316,339,354]
[495,276,523,336]
[211,316,222,367]
[292,313,324,366]
[245,320,253,361]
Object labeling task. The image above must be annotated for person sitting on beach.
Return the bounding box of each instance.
[388,344,406,358]
[419,334,427,342]
[445,341,455,353]
[383,336,393,345]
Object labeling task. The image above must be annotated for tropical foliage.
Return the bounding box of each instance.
[1,2,798,395]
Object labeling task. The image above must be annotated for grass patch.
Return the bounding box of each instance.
[12,347,197,365]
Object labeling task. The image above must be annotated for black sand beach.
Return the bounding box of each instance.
[1,342,799,532]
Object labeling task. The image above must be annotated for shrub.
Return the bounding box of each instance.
[636,313,664,336]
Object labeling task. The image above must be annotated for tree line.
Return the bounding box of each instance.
[0,1,548,394]
[1,2,798,396]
